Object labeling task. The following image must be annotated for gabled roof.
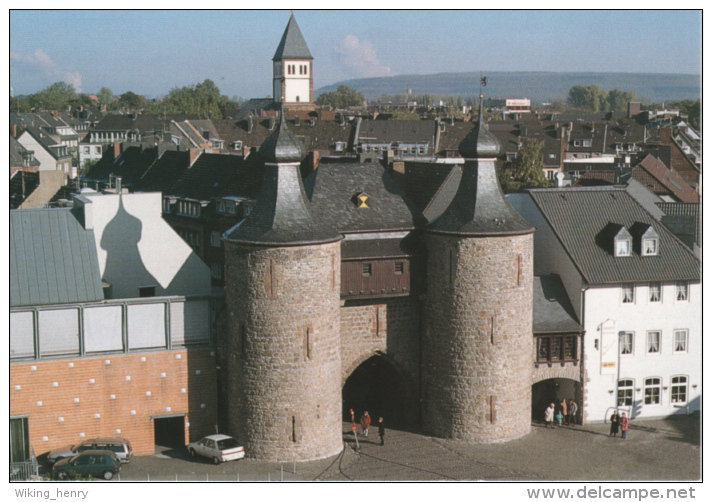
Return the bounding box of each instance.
[533,275,582,334]
[273,13,313,60]
[304,162,424,233]
[10,208,104,307]
[633,154,698,203]
[84,145,159,187]
[356,119,436,145]
[528,187,700,284]
[169,153,263,201]
[10,136,40,169]
[138,150,191,193]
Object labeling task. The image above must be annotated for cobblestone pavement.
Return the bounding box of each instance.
[37,415,699,482]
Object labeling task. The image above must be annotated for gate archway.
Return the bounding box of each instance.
[342,354,411,429]
[532,378,580,424]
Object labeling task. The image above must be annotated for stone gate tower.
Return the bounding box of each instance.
[223,112,343,461]
[422,101,535,442]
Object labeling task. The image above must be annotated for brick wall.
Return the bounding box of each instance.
[10,349,218,457]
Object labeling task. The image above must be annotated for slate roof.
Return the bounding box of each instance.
[528,187,700,285]
[10,208,104,307]
[84,145,159,188]
[138,150,192,193]
[356,119,436,145]
[10,136,40,169]
[304,162,425,233]
[426,115,534,237]
[21,127,71,160]
[399,162,461,222]
[657,202,701,252]
[273,13,313,60]
[532,275,582,334]
[168,152,264,200]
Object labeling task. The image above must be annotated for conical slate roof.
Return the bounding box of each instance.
[426,102,534,236]
[273,13,313,61]
[224,113,341,246]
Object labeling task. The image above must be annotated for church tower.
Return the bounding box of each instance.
[272,13,315,111]
[223,111,343,461]
[422,100,535,442]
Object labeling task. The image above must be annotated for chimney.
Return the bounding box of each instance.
[11,124,17,138]
[269,116,276,131]
[391,161,405,175]
[113,142,122,159]
[247,115,253,133]
[115,177,122,193]
[53,110,59,119]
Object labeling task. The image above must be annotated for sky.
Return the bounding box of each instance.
[9,8,702,100]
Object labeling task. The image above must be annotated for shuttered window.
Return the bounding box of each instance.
[39,309,80,356]
[170,300,210,347]
[127,303,166,349]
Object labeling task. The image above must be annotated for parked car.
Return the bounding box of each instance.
[47,437,133,464]
[52,450,122,480]
[187,434,245,464]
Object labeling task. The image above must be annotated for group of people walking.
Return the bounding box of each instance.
[609,410,630,439]
[351,409,385,446]
[544,398,578,428]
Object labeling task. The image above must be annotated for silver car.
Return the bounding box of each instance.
[47,437,132,464]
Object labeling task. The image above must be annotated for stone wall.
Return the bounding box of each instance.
[224,241,342,462]
[422,232,534,442]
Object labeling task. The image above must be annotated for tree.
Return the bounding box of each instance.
[158,79,233,118]
[607,89,637,113]
[315,85,365,109]
[97,87,115,106]
[118,91,147,110]
[567,85,607,112]
[498,138,549,192]
[26,82,77,111]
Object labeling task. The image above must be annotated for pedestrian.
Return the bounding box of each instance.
[360,411,371,437]
[350,408,355,423]
[555,409,564,427]
[620,412,629,439]
[609,410,620,437]
[545,403,555,429]
[378,417,385,446]
[560,398,568,425]
[568,399,578,426]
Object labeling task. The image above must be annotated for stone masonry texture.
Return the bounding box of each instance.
[225,240,343,462]
[422,233,534,442]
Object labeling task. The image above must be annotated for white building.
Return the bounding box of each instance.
[272,13,313,107]
[510,187,700,423]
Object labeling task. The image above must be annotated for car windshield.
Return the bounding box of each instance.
[216,438,240,450]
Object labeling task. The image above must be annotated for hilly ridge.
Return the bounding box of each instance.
[316,71,700,104]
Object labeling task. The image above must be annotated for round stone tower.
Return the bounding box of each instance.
[422,101,535,442]
[223,112,343,461]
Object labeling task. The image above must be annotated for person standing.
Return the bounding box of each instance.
[545,403,555,429]
[378,417,385,446]
[360,411,371,437]
[620,412,629,439]
[568,399,578,426]
[609,410,620,437]
[560,398,568,426]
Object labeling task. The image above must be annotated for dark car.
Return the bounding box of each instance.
[47,437,132,464]
[52,450,122,480]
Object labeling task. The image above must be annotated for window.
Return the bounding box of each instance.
[670,376,688,404]
[619,332,633,355]
[674,330,688,353]
[644,377,661,405]
[622,284,635,304]
[394,262,404,275]
[617,379,634,406]
[643,238,658,256]
[210,263,222,279]
[139,286,156,297]
[210,231,221,248]
[646,331,660,354]
[362,263,372,277]
[649,282,661,303]
[95,146,101,154]
[616,239,631,257]
[217,200,225,214]
[536,335,578,363]
[676,282,689,301]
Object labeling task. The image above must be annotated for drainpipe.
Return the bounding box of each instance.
[579,282,588,425]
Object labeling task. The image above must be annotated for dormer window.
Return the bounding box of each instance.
[613,226,632,257]
[639,226,660,256]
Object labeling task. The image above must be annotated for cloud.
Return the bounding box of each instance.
[333,35,393,78]
[11,49,83,92]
